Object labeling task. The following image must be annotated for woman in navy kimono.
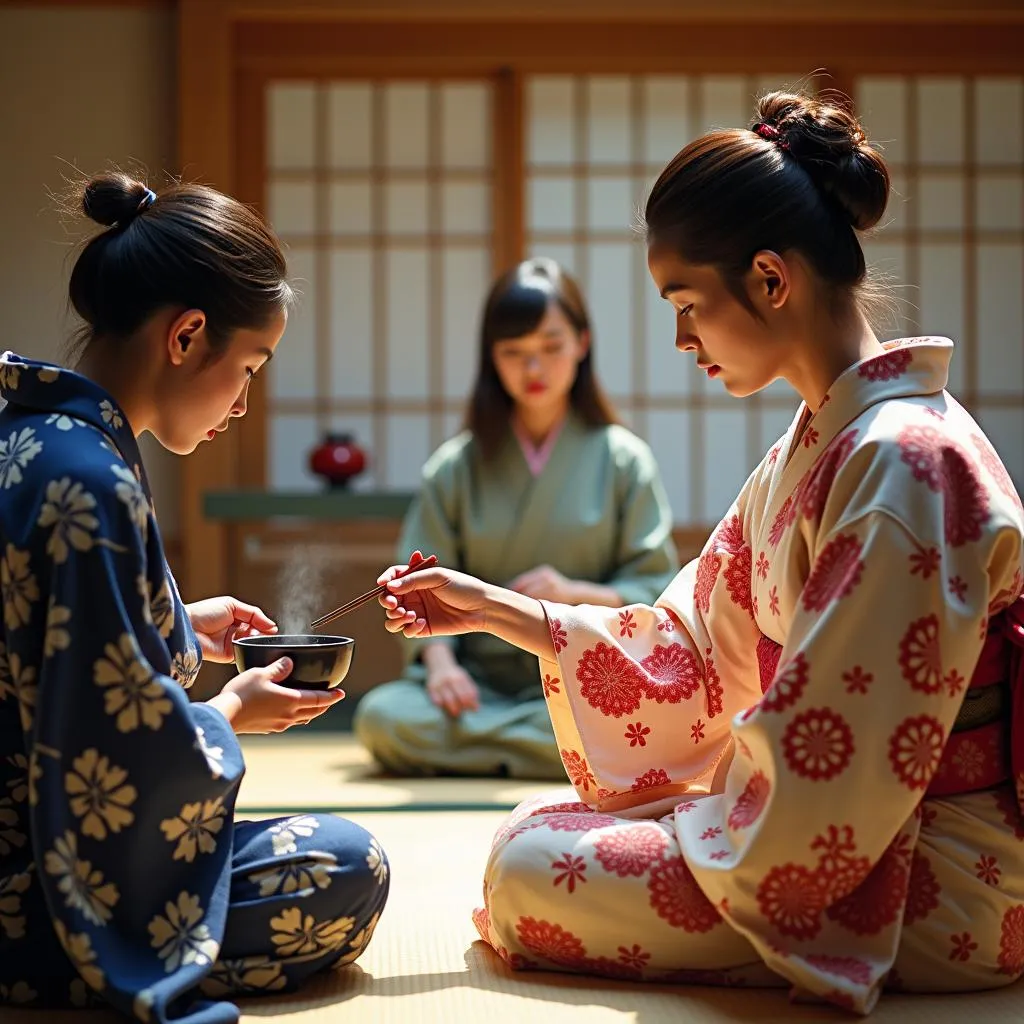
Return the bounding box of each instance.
[0,173,389,1022]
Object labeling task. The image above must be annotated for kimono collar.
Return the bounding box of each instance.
[0,350,151,499]
[766,337,954,518]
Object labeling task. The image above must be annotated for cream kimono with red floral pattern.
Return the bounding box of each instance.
[473,337,1024,1015]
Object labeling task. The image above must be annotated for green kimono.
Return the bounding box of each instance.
[353,414,679,779]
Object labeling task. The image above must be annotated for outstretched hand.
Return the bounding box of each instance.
[187,596,278,663]
[377,550,489,638]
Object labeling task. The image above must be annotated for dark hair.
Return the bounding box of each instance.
[465,257,618,461]
[644,90,892,322]
[68,171,292,354]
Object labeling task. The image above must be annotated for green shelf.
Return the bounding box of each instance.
[203,490,416,521]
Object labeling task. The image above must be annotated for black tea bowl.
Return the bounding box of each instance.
[232,634,354,691]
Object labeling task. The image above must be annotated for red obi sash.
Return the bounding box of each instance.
[755,597,1024,810]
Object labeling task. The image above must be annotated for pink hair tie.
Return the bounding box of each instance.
[752,122,789,151]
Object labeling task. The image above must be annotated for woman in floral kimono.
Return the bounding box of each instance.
[377,91,1024,1014]
[355,258,677,779]
[0,173,388,1022]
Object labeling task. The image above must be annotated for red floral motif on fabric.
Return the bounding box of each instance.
[618,944,651,970]
[724,544,754,615]
[648,856,721,932]
[551,853,588,893]
[904,850,941,925]
[756,634,782,695]
[716,514,745,552]
[803,426,820,448]
[888,715,946,790]
[632,768,671,792]
[976,854,1001,887]
[898,424,990,547]
[760,652,809,713]
[990,568,1024,616]
[768,496,796,547]
[618,610,637,638]
[768,443,782,466]
[560,749,596,791]
[949,932,978,962]
[811,824,871,900]
[859,349,912,381]
[826,833,912,936]
[802,533,864,611]
[694,550,722,614]
[550,618,568,652]
[769,585,780,616]
[625,721,650,747]
[997,905,1024,975]
[756,863,825,940]
[898,614,943,694]
[542,674,560,697]
[594,825,669,877]
[909,544,941,578]
[994,786,1024,841]
[972,433,1023,510]
[783,708,855,781]
[805,954,873,985]
[576,643,644,717]
[515,917,587,966]
[543,812,618,833]
[728,770,771,830]
[691,720,706,743]
[639,643,703,703]
[756,551,770,579]
[704,652,724,719]
[948,575,968,601]
[579,956,643,981]
[796,429,859,523]
[843,666,873,695]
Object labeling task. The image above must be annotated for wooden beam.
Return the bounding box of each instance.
[178,0,235,599]
[221,0,1024,25]
[235,20,1024,76]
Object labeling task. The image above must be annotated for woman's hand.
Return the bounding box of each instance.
[377,555,489,638]
[508,564,573,602]
[426,664,481,717]
[207,657,344,734]
[186,596,277,663]
[379,552,556,660]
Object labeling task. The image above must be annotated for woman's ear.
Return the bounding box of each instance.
[748,250,791,312]
[166,309,208,367]
[576,329,591,360]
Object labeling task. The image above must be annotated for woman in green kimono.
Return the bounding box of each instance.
[354,258,678,779]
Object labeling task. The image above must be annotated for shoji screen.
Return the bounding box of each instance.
[264,80,494,491]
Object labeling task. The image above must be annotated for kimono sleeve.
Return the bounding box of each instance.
[395,450,462,666]
[31,464,244,1024]
[606,434,680,606]
[535,469,764,817]
[685,508,1001,1012]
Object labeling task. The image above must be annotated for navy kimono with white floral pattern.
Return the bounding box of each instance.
[0,352,388,1022]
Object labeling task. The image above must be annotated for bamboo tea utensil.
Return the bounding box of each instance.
[309,553,438,630]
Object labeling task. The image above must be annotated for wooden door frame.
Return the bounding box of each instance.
[179,0,1024,599]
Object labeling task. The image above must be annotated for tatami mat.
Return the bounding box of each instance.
[7,810,1023,1023]
[233,734,552,813]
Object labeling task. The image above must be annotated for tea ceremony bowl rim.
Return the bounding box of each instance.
[232,633,355,691]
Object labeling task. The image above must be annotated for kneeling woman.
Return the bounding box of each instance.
[355,259,678,779]
[0,175,388,1021]
[378,91,1024,1014]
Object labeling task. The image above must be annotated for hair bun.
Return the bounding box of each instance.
[755,91,890,232]
[82,171,154,228]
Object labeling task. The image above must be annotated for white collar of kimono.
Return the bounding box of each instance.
[0,350,150,499]
[765,335,954,521]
